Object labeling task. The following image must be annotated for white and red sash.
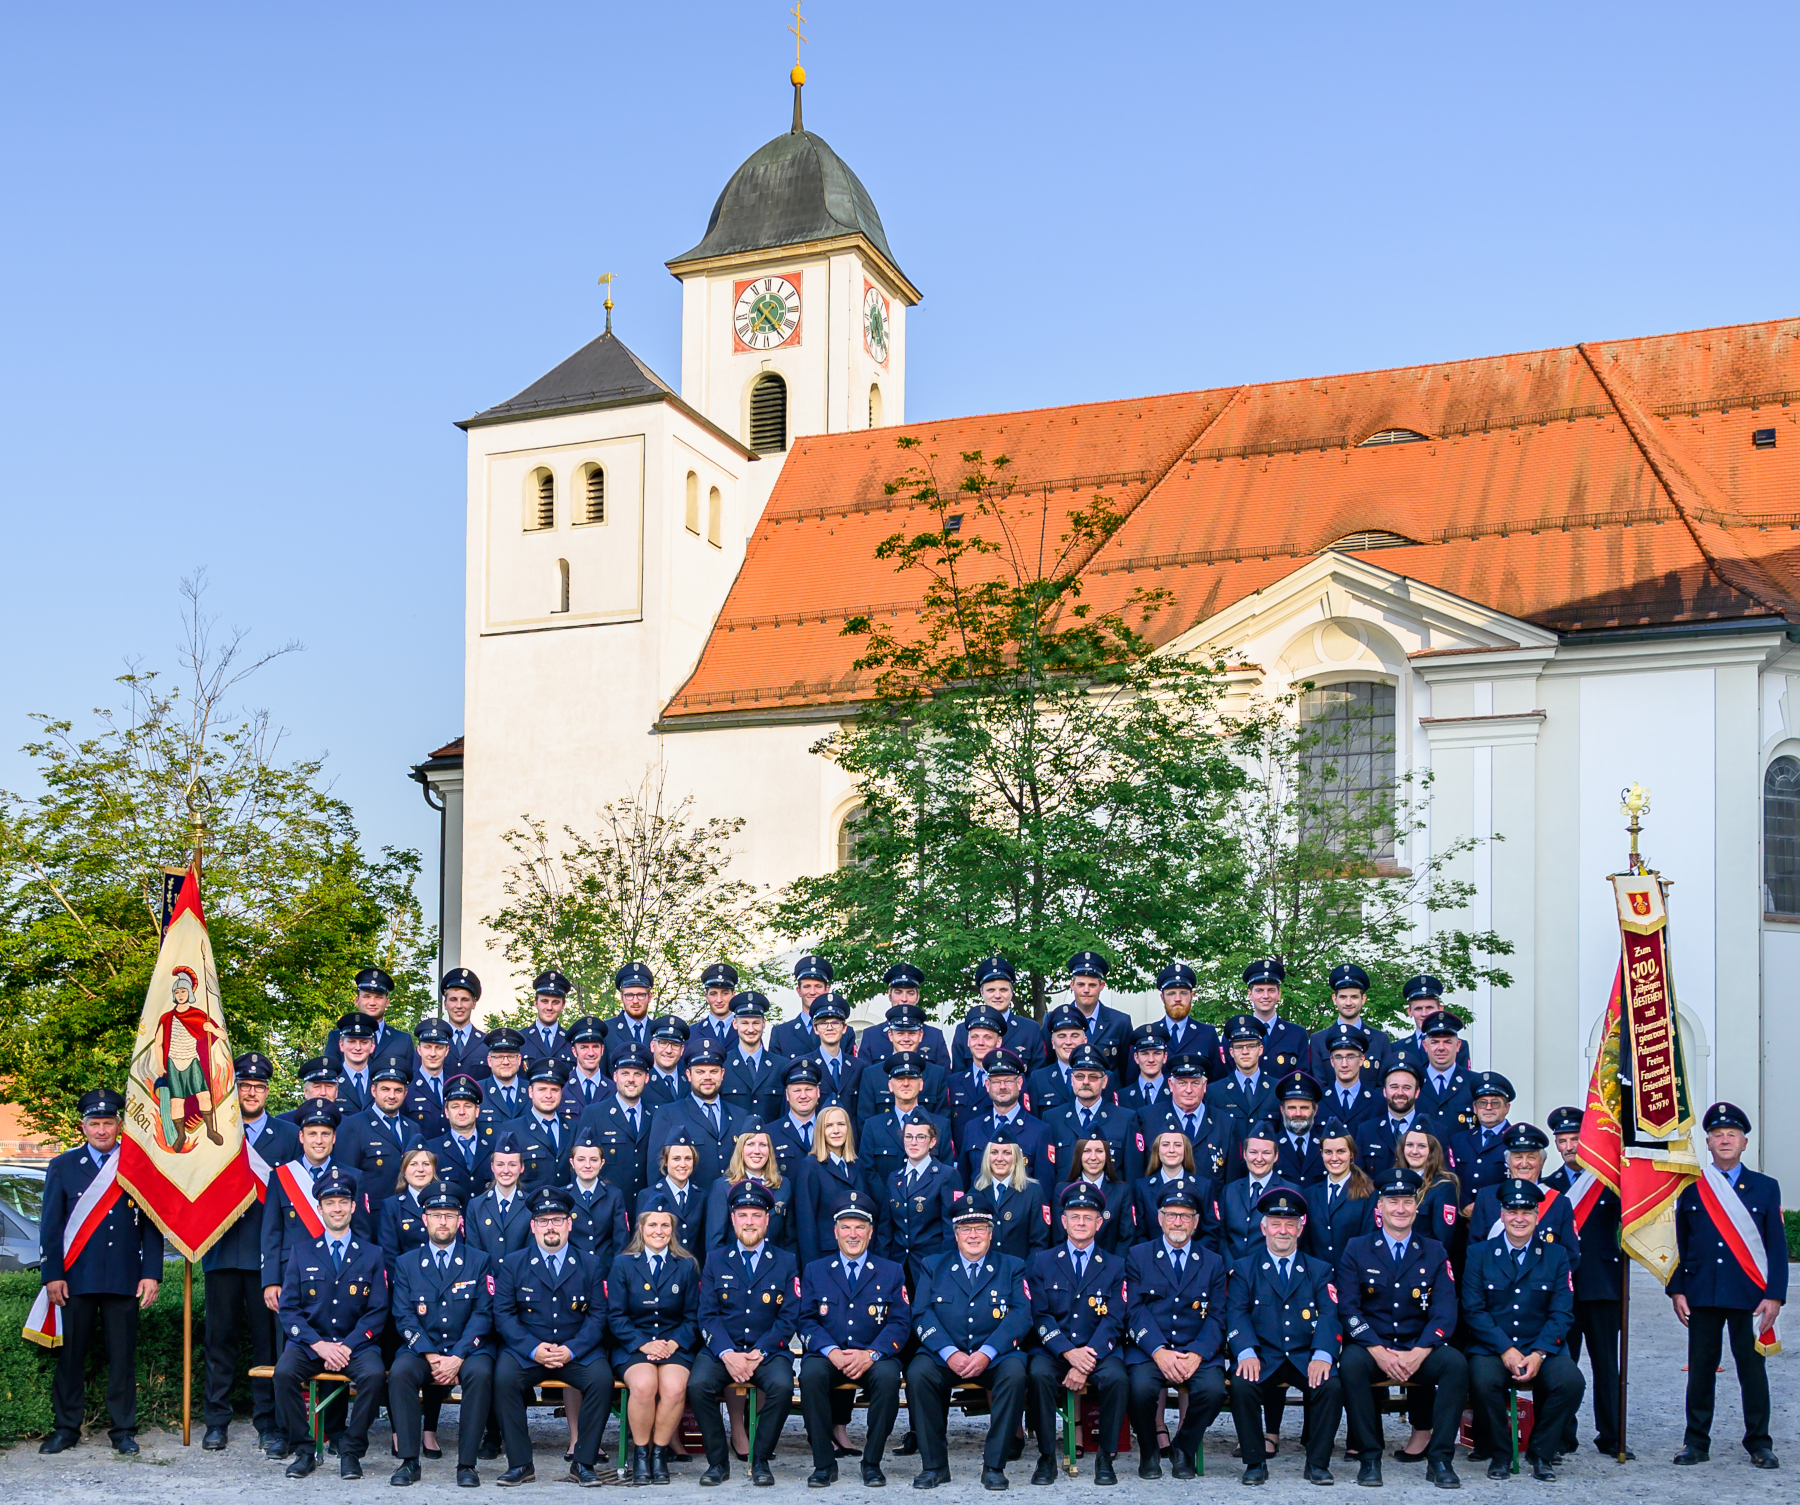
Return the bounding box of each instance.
[23,1154,124,1348]
[1563,1170,1604,1233]
[274,1160,328,1239]
[1486,1183,1560,1240]
[245,1138,275,1202]
[1695,1164,1782,1355]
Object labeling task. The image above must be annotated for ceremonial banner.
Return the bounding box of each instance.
[1609,876,1695,1139]
[117,865,256,1260]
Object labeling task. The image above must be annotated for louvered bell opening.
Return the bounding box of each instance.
[1357,428,1430,447]
[1329,530,1418,551]
[584,468,605,524]
[749,375,788,454]
[536,473,555,529]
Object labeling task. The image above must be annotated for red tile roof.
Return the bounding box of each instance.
[662,317,1800,722]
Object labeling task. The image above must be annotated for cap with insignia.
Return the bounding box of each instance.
[1155,1184,1200,1212]
[1255,1185,1307,1217]
[731,992,770,1017]
[567,1015,607,1045]
[952,1207,995,1227]
[662,1129,697,1150]
[526,1059,567,1086]
[1420,1009,1462,1037]
[421,1181,463,1212]
[885,1051,926,1079]
[1383,1054,1425,1084]
[1703,1101,1752,1133]
[728,1180,776,1212]
[638,1189,677,1217]
[650,1016,691,1044]
[686,1042,727,1069]
[793,954,834,984]
[963,1005,1008,1035]
[809,992,850,1023]
[1059,1181,1106,1212]
[785,1059,823,1086]
[1068,950,1109,979]
[1131,1023,1170,1053]
[1046,1004,1086,1035]
[1500,1122,1548,1153]
[1068,1044,1109,1073]
[371,1063,410,1087]
[1471,1070,1515,1102]
[571,1125,603,1150]
[77,1088,124,1119]
[1545,1106,1584,1137]
[1277,1070,1322,1103]
[233,1052,274,1082]
[883,962,925,989]
[440,966,482,999]
[315,1167,360,1201]
[298,1055,337,1084]
[1374,1166,1424,1198]
[1497,1177,1545,1210]
[614,961,653,991]
[1156,962,1197,992]
[1223,1013,1267,1045]
[528,1186,574,1217]
[1242,957,1286,988]
[1167,1053,1207,1079]
[701,962,739,991]
[833,1203,875,1224]
[414,1017,453,1046]
[298,1101,342,1130]
[336,1011,379,1040]
[533,969,572,997]
[1242,1118,1282,1146]
[354,966,394,995]
[884,1002,926,1029]
[974,955,1017,986]
[1328,962,1371,993]
[985,1047,1026,1077]
[491,1132,525,1157]
[484,1027,526,1053]
[444,1074,483,1104]
[611,1045,652,1073]
[1402,974,1445,1004]
[1324,1022,1369,1056]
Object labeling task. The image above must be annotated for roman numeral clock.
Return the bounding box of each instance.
[733,273,802,351]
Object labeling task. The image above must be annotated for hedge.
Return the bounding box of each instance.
[0,1267,250,1441]
[1786,1210,1800,1262]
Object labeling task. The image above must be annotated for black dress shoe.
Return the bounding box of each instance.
[1673,1447,1709,1466]
[259,1431,286,1453]
[863,1463,887,1486]
[495,1466,535,1486]
[266,1440,295,1460]
[632,1446,654,1486]
[981,1467,1008,1490]
[342,1452,364,1479]
[1094,1453,1117,1486]
[1241,1463,1269,1485]
[836,1442,858,1458]
[114,1436,140,1455]
[1138,1451,1164,1480]
[701,1463,731,1486]
[569,1462,604,1486]
[1392,1448,1426,1464]
[391,1458,422,1486]
[1305,1464,1335,1485]
[1486,1459,1510,1480]
[1005,1433,1026,1463]
[456,1465,480,1487]
[203,1425,229,1451]
[1750,1449,1780,1469]
[912,1468,946,1489]
[752,1459,775,1486]
[1529,1458,1556,1482]
[811,1466,840,1487]
[1426,1460,1460,1489]
[423,1444,443,1460]
[895,1432,919,1457]
[1170,1449,1197,1480]
[1031,1455,1058,1486]
[1357,1457,1382,1487]
[286,1453,318,1479]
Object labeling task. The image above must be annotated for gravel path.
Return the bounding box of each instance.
[0,1269,1788,1503]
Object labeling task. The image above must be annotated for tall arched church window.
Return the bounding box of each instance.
[1297,680,1397,860]
[1764,755,1800,915]
[869,383,883,428]
[685,471,700,536]
[749,374,788,454]
[707,486,722,548]
[526,467,555,530]
[836,804,867,868]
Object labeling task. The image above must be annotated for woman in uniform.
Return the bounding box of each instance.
[639,1138,709,1253]
[378,1148,442,1259]
[968,1140,1052,1262]
[794,1107,874,1266]
[703,1131,793,1251]
[608,1204,700,1484]
[1133,1131,1210,1241]
[1067,1136,1137,1253]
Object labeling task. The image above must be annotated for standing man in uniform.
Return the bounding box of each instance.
[1316,1024,1383,1133]
[1207,1016,1277,1126]
[649,1042,752,1188]
[1447,1072,1515,1209]
[1065,951,1131,1081]
[1414,1013,1476,1141]
[603,962,658,1071]
[1240,959,1308,1076]
[763,1059,824,1181]
[440,967,489,1080]
[1397,976,1470,1066]
[1044,1043,1144,1186]
[424,1075,490,1205]
[324,966,417,1080]
[35,1088,163,1457]
[772,955,857,1058]
[686,962,742,1061]
[520,969,575,1071]
[1307,965,1392,1086]
[562,1017,613,1109]
[857,965,950,1066]
[575,1045,655,1205]
[720,992,789,1122]
[1147,963,1222,1082]
[952,957,1046,1073]
[1544,1105,1626,1461]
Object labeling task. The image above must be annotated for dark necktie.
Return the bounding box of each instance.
[828,1059,841,1092]
[741,1248,758,1280]
[498,1199,511,1220]
[1072,1249,1088,1282]
[845,1260,861,1286]
[582,1079,596,1104]
[650,1254,662,1279]
[1248,1181,1264,1206]
[1328,1182,1341,1207]
[1183,1114,1198,1141]
[1171,1248,1185,1279]
[458,1136,475,1167]
[800,1120,813,1150]
[1341,1090,1355,1114]
[628,1107,641,1134]
[436,1249,449,1273]
[331,1240,345,1272]
[309,1162,324,1182]
[544,1118,558,1153]
[675,1187,687,1214]
[1278,1257,1291,1286]
[1515,1247,1526,1268]
[1078,1107,1093,1132]
[706,1102,720,1134]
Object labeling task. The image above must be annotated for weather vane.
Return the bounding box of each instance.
[598,272,615,334]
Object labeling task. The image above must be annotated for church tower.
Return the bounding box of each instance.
[667,67,920,451]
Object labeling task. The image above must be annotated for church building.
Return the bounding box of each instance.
[416,77,1800,1183]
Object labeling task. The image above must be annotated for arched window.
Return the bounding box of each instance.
[526,467,555,530]
[554,558,570,614]
[1358,428,1430,447]
[684,471,700,536]
[869,383,883,428]
[707,486,722,547]
[1298,680,1397,859]
[749,374,788,454]
[1328,530,1417,552]
[836,804,867,868]
[1764,755,1800,915]
[578,463,605,525]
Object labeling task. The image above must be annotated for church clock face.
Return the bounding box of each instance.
[863,284,890,364]
[733,274,802,352]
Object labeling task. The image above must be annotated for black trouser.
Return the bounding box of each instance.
[904,1351,1029,1475]
[52,1292,139,1441]
[688,1351,794,1467]
[1340,1344,1467,1464]
[1126,1360,1227,1461]
[1027,1349,1128,1460]
[1683,1306,1772,1454]
[389,1349,495,1466]
[494,1353,613,1469]
[1561,1298,1621,1453]
[801,1353,902,1468]
[273,1342,386,1456]
[1228,1357,1343,1471]
[202,1268,279,1433]
[1468,1352,1583,1465]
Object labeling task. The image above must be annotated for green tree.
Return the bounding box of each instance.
[483,762,781,1019]
[0,579,434,1140]
[776,441,1254,1020]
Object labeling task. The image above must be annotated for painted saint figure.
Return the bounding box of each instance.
[153,965,227,1150]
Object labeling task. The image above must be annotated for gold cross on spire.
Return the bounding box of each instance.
[788,2,807,131]
[598,272,615,334]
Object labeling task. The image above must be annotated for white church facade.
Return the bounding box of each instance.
[416,79,1800,1184]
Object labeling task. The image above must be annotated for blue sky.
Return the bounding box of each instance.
[3,2,1795,917]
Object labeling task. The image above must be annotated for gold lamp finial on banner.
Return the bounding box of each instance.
[1619,783,1651,874]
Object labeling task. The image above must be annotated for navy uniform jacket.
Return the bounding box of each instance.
[494,1243,607,1365]
[1417,1180,1462,1251]
[1667,1167,1788,1309]
[1027,1243,1127,1358]
[1302,1181,1375,1270]
[1277,1130,1327,1188]
[567,1179,631,1269]
[424,1130,492,1206]
[1469,1184,1580,1275]
[944,1071,996,1139]
[378,1190,432,1260]
[859,1108,955,1186]
[1416,1068,1476,1139]
[1063,1177,1138,1254]
[877,1158,963,1268]
[641,1179,710,1252]
[642,1068,688,1108]
[1206,1072,1277,1126]
[1142,1017,1225,1081]
[476,1078,528,1128]
[796,1049,865,1112]
[798,1252,912,1358]
[795,1155,879,1266]
[335,1105,424,1188]
[402,1077,451,1142]
[260,1158,374,1286]
[1025,1063,1114,1119]
[607,1249,700,1361]
[464,1186,535,1264]
[1210,1175,1302,1262]
[701,1175,792,1252]
[203,1116,300,1273]
[951,1013,1047,1074]
[958,1110,1056,1191]
[326,1023,416,1083]
[683,1012,741,1063]
[856,1021,951,1069]
[277,1232,388,1355]
[1124,1239,1229,1366]
[393,1240,495,1359]
[1137,1102,1243,1188]
[1226,1248,1341,1367]
[697,1241,801,1355]
[1336,1230,1457,1349]
[39,1146,164,1294]
[518,1022,574,1073]
[768,1014,858,1061]
[572,1095,655,1207]
[333,1071,374,1116]
[1446,1125,1513,1203]
[1248,1017,1309,1077]
[1316,1080,1384,1132]
[760,1115,818,1183]
[1071,1004,1134,1080]
[562,1070,615,1114]
[502,1111,578,1192]
[443,1027,490,1082]
[602,1013,658,1073]
[1356,1115,1426,1180]
[1133,1173,1215,1245]
[1308,1021,1394,1087]
[912,1248,1031,1357]
[647,1096,753,1190]
[858,1060,952,1120]
[1460,1234,1575,1356]
[963,1179,1053,1262]
[1396,1031,1470,1069]
[1044,1100,1145,1187]
[1543,1165,1623,1302]
[720,1049,792,1123]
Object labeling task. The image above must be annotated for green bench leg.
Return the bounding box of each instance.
[1509,1390,1520,1476]
[1062,1390,1079,1475]
[747,1386,758,1469]
[307,1379,350,1460]
[616,1387,629,1472]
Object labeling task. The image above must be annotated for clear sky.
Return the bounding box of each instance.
[3,2,1795,918]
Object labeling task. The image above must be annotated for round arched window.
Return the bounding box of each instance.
[1764,755,1800,915]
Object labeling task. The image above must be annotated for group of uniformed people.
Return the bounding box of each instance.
[35,951,1785,1484]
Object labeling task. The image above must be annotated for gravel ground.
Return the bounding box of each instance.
[0,1268,1789,1503]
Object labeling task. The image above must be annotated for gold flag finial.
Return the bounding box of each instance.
[598,272,615,334]
[789,2,807,130]
[1619,783,1651,873]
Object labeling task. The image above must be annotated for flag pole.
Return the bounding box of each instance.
[180,782,206,1448]
[1613,784,1649,1467]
